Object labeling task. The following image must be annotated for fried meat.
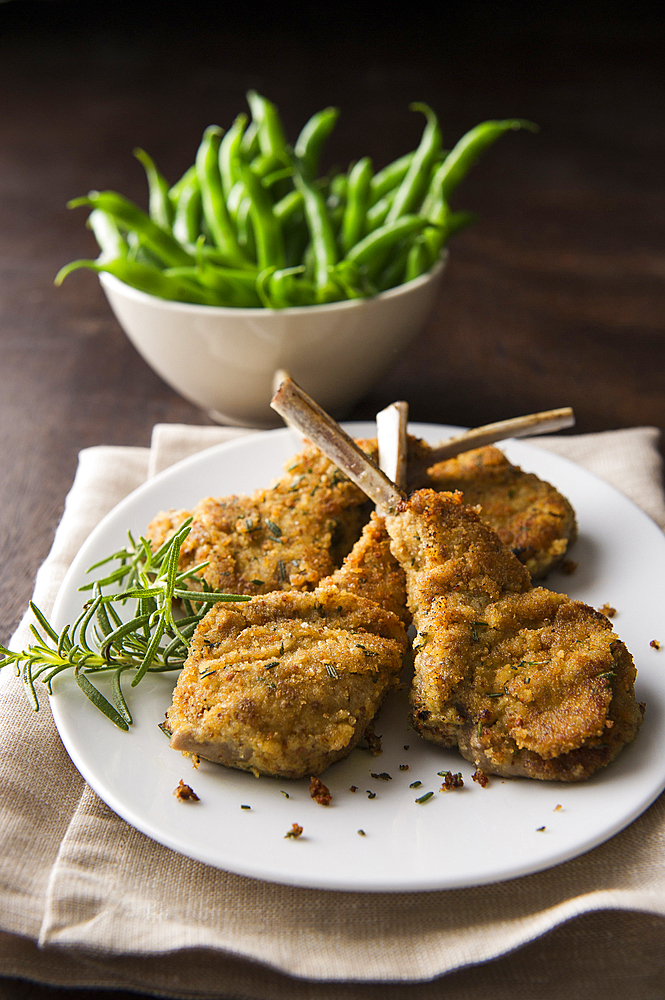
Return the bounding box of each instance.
[148,440,375,596]
[408,441,577,578]
[167,583,407,779]
[385,489,643,781]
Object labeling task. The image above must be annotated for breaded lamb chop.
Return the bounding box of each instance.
[271,378,643,782]
[147,439,376,596]
[166,424,409,779]
[412,443,577,579]
[385,489,642,781]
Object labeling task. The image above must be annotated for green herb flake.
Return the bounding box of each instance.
[366,790,376,799]
[409,780,422,789]
[370,772,392,781]
[415,791,434,804]
[325,663,339,679]
[265,519,282,539]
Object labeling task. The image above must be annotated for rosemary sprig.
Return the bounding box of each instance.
[0,520,250,729]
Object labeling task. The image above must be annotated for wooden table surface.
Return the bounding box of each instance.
[0,4,663,997]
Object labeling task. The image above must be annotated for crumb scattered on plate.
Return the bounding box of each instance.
[310,776,332,805]
[174,779,199,802]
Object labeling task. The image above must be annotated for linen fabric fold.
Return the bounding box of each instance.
[1,424,664,999]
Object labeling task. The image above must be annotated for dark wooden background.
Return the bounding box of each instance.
[0,1,663,996]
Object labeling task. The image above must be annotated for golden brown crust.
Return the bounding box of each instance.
[324,512,409,624]
[167,586,408,778]
[410,444,577,579]
[385,489,642,782]
[148,441,375,596]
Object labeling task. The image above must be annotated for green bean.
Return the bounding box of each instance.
[219,113,248,197]
[226,180,246,223]
[294,106,340,180]
[386,104,442,224]
[235,196,256,258]
[261,166,293,189]
[266,266,318,308]
[172,172,202,246]
[55,257,222,305]
[368,152,414,205]
[164,264,261,308]
[195,125,249,268]
[293,170,338,292]
[438,119,538,201]
[68,192,194,267]
[328,259,367,299]
[345,214,430,269]
[375,239,411,291]
[246,91,288,163]
[248,152,282,180]
[365,190,396,231]
[240,118,260,158]
[168,165,196,206]
[328,172,347,206]
[404,235,432,282]
[60,98,535,309]
[237,162,284,269]
[87,209,128,262]
[446,209,477,238]
[282,210,309,268]
[274,189,304,224]
[134,148,174,230]
[340,157,372,254]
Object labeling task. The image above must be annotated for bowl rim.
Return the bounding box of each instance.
[98,251,447,317]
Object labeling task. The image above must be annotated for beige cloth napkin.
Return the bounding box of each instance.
[1,424,664,999]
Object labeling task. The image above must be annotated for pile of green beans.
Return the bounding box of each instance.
[56,94,537,309]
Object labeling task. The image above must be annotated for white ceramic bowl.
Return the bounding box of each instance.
[99,256,446,427]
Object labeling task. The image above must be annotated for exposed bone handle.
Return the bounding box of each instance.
[425,407,575,465]
[271,378,403,511]
[376,401,409,491]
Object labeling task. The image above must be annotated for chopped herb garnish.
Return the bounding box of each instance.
[280,790,290,798]
[240,804,251,810]
[370,772,392,781]
[357,829,366,836]
[251,579,264,586]
[366,790,376,799]
[265,519,282,539]
[536,825,546,832]
[325,663,339,678]
[0,519,250,729]
[158,721,172,738]
[277,560,288,581]
[399,764,409,771]
[265,661,279,670]
[415,791,434,804]
[409,780,422,788]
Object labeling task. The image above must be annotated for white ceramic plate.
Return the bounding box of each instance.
[49,423,665,892]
